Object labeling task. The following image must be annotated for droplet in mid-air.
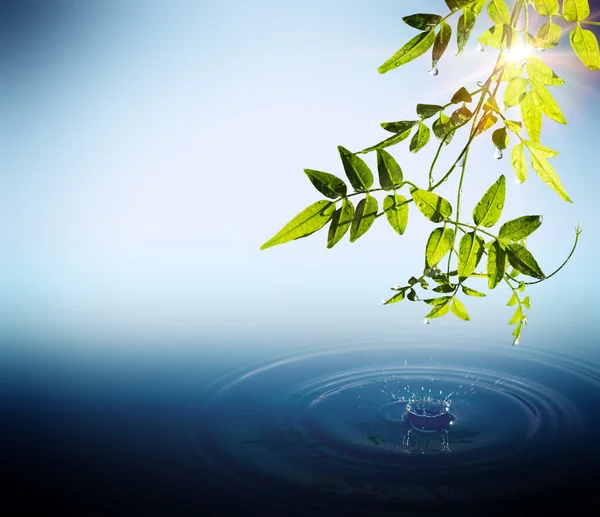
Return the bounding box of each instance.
[477,42,485,52]
[424,318,430,325]
[429,67,439,76]
[494,148,503,160]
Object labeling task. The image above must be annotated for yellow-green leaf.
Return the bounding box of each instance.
[530,83,567,124]
[425,227,455,267]
[504,77,529,107]
[499,215,543,241]
[505,120,522,134]
[383,291,405,305]
[492,127,509,150]
[570,25,600,70]
[378,30,436,74]
[509,305,524,324]
[487,240,507,289]
[537,20,561,47]
[350,194,378,242]
[533,0,559,16]
[479,23,515,49]
[473,175,506,227]
[261,201,335,250]
[506,243,545,279]
[451,86,472,104]
[458,232,485,280]
[383,194,409,235]
[451,298,470,321]
[525,142,572,202]
[456,9,477,55]
[563,0,590,22]
[338,146,373,191]
[511,143,528,182]
[377,149,403,190]
[412,189,453,222]
[433,21,452,67]
[488,0,511,24]
[425,298,451,319]
[520,92,542,142]
[327,198,354,248]
[526,57,564,85]
[304,169,347,199]
[410,122,431,153]
[462,285,486,297]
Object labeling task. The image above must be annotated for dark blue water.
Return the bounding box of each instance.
[2,335,600,516]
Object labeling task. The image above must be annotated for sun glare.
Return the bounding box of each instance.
[505,44,532,62]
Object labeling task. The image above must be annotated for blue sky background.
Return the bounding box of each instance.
[1,0,599,359]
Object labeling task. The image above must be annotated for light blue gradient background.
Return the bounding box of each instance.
[1,0,599,362]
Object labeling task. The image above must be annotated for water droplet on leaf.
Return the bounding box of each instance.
[457,155,465,167]
[494,148,503,160]
[429,67,439,76]
[514,338,520,345]
[496,203,503,209]
[477,42,485,52]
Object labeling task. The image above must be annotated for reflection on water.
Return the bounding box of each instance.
[2,337,600,516]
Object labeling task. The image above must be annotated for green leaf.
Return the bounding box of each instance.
[403,13,443,31]
[563,0,590,22]
[570,26,600,70]
[462,285,486,297]
[492,128,509,150]
[474,112,498,137]
[509,305,524,324]
[499,215,543,240]
[537,20,562,47]
[533,0,559,16]
[488,0,511,24]
[416,104,444,120]
[425,227,455,267]
[505,243,545,279]
[383,194,409,235]
[446,0,473,11]
[383,291,405,305]
[450,105,473,126]
[261,201,335,250]
[412,189,453,222]
[451,87,472,104]
[407,288,419,301]
[435,284,456,293]
[458,232,485,279]
[487,240,507,289]
[507,292,518,306]
[381,120,419,134]
[303,169,347,199]
[327,198,354,248]
[358,130,413,154]
[377,149,403,190]
[504,77,529,107]
[473,175,506,228]
[479,23,514,49]
[523,295,531,309]
[530,83,567,124]
[451,298,470,321]
[511,143,528,183]
[456,9,477,56]
[526,57,564,85]
[525,142,572,202]
[350,194,378,242]
[501,62,525,82]
[410,122,431,153]
[378,30,436,74]
[433,21,452,67]
[432,112,456,144]
[425,298,451,319]
[338,146,373,191]
[520,92,542,142]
